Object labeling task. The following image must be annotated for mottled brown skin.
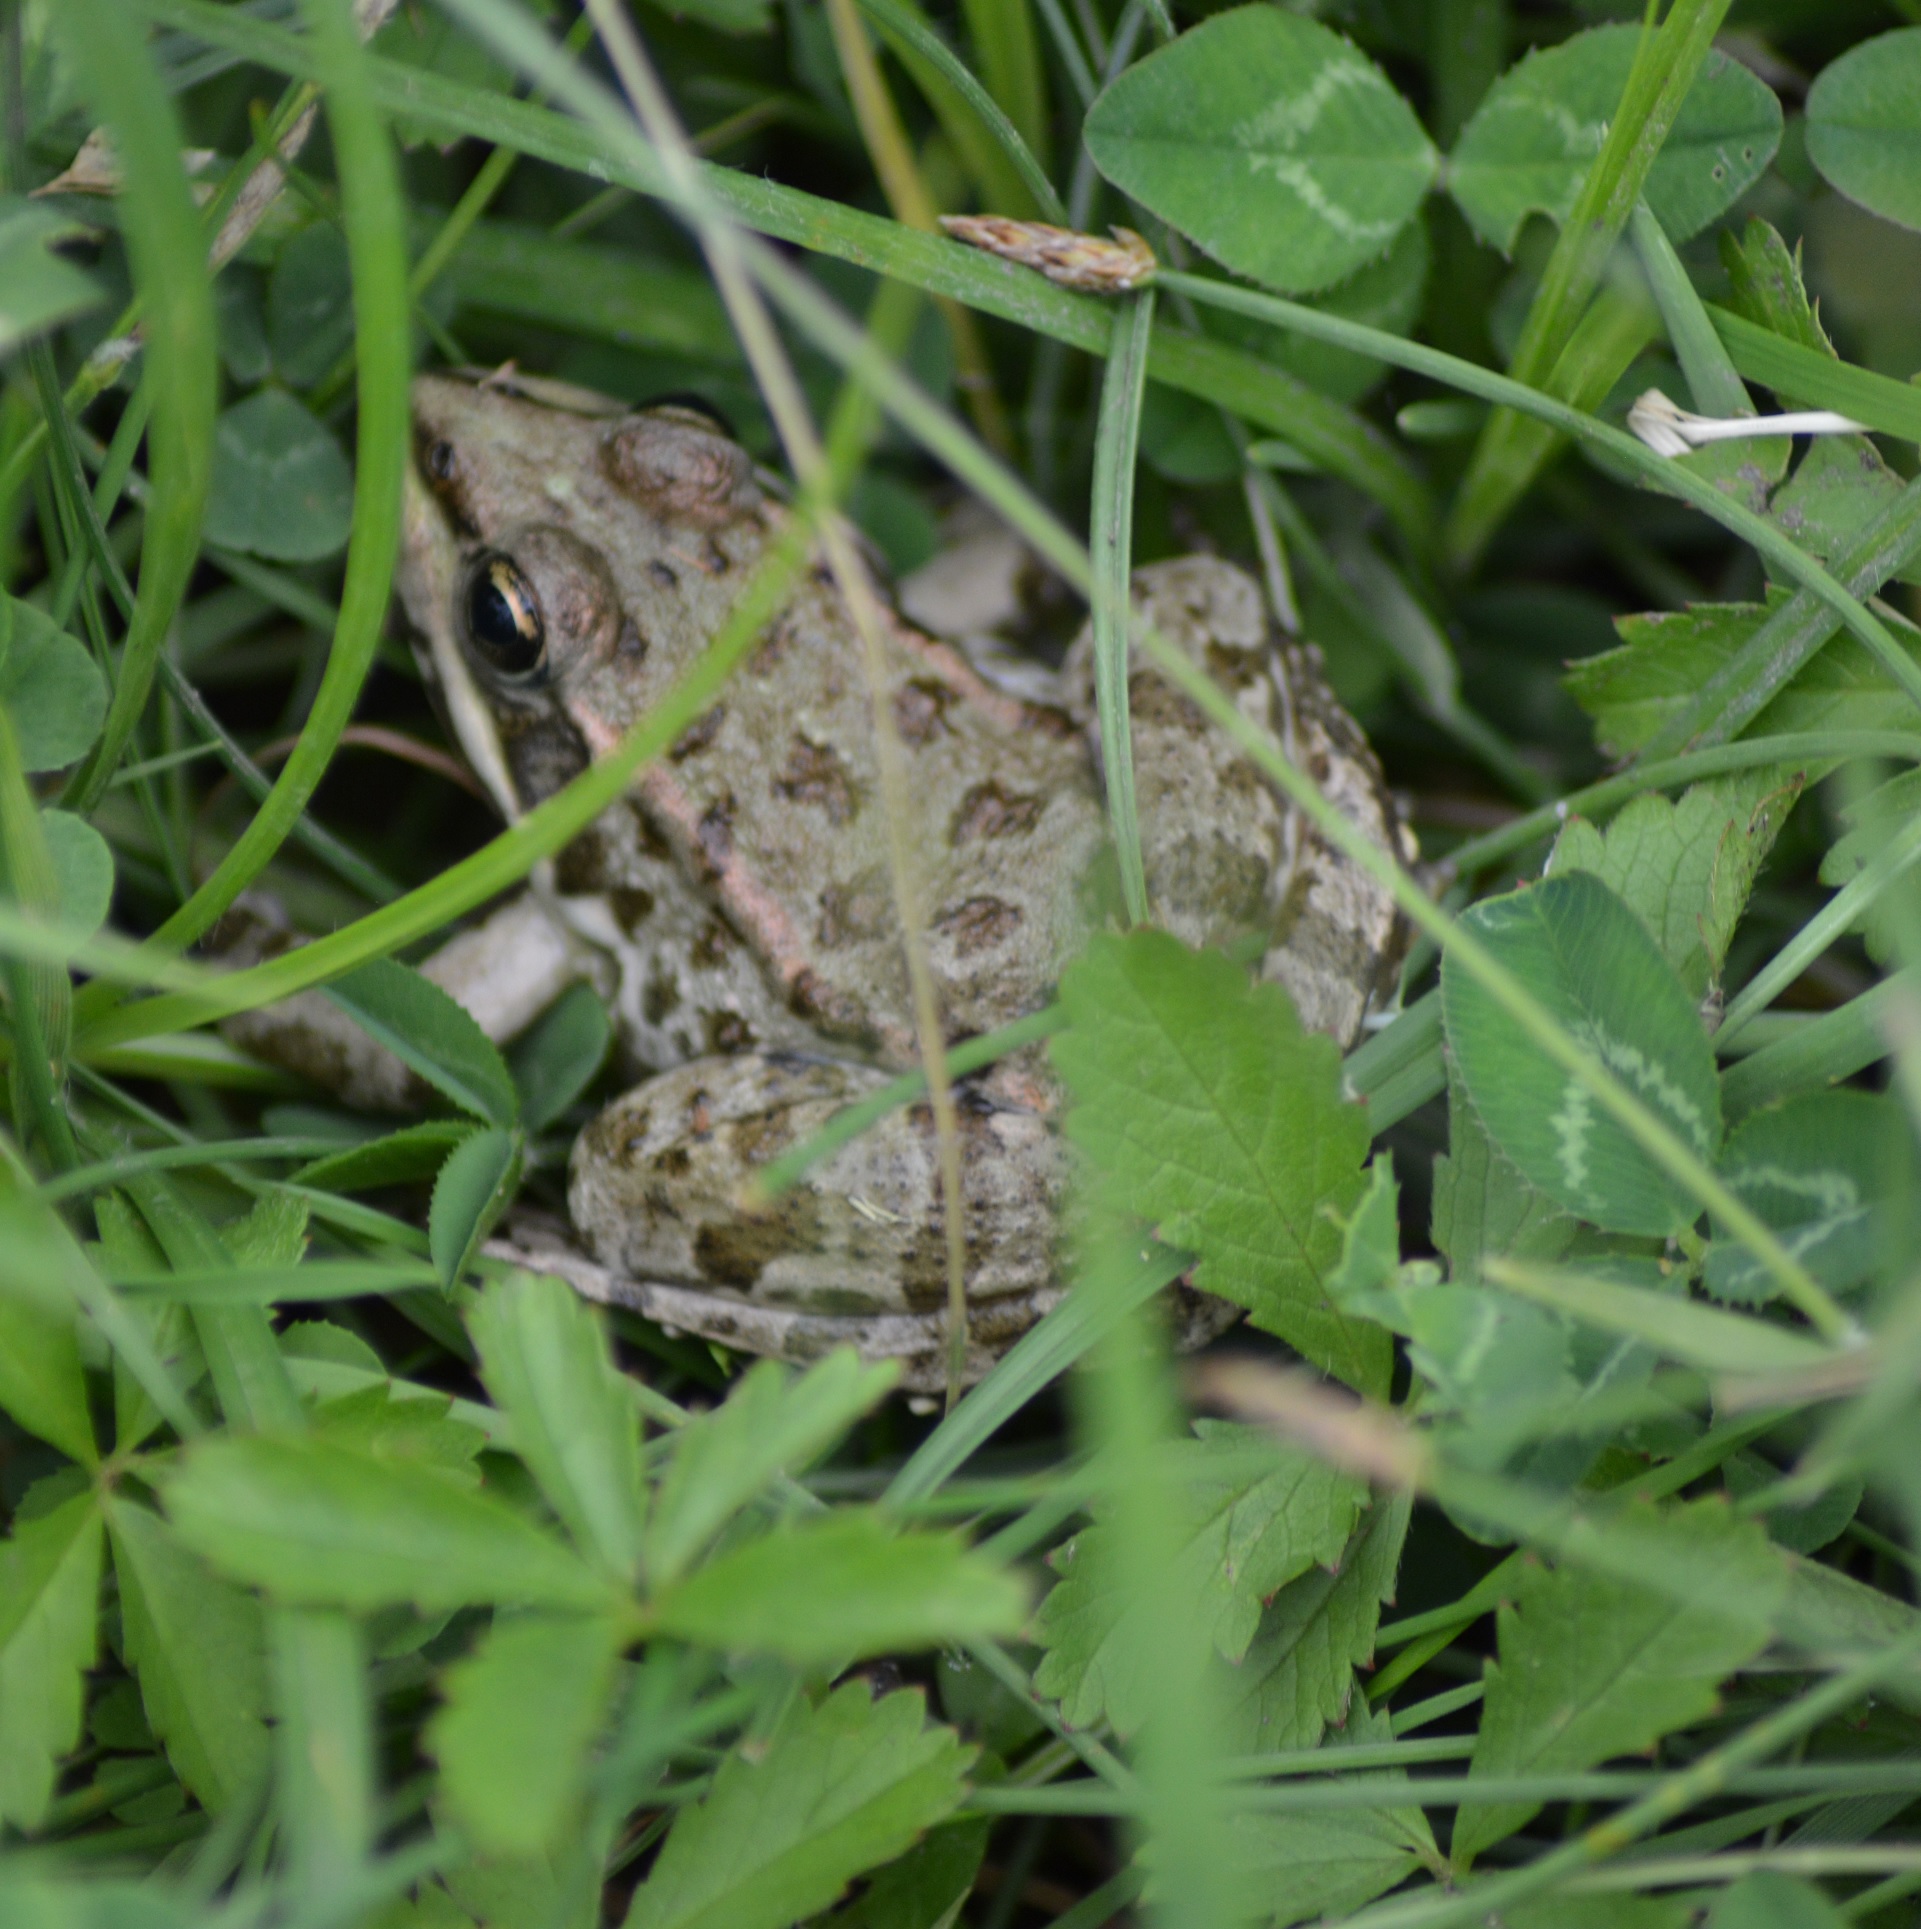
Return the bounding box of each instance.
[383,370,1412,1386]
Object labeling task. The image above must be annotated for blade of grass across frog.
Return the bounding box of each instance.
[135,0,1432,548]
[52,1,217,815]
[148,0,411,955]
[1090,288,1154,926]
[1445,0,1733,573]
[856,0,1067,223]
[1154,270,1921,727]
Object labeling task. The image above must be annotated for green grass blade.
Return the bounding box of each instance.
[1711,305,1921,443]
[54,0,217,812]
[1631,200,1749,417]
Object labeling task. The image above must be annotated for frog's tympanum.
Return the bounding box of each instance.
[237,370,1413,1389]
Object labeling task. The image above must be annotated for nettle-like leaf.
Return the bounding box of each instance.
[1547,771,1803,1003]
[1721,217,1834,356]
[1213,1491,1411,1758]
[1806,27,1921,234]
[623,1685,972,1929]
[1442,872,1723,1237]
[161,1435,614,1612]
[1772,435,1921,587]
[1565,591,1921,759]
[1052,931,1385,1393]
[203,390,354,563]
[1197,1693,1441,1926]
[650,1514,1026,1663]
[106,1496,270,1813]
[0,1488,102,1829]
[1033,1424,1369,1732]
[1453,1498,1786,1866]
[1082,5,1437,297]
[470,1271,645,1579]
[1707,1090,1912,1303]
[427,1611,627,1857]
[646,1353,898,1587]
[1448,27,1781,252]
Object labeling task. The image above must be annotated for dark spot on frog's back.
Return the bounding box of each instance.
[706,1010,755,1054]
[933,896,1023,957]
[773,736,860,825]
[691,918,734,968]
[609,886,654,934]
[950,780,1043,845]
[893,679,953,745]
[789,967,876,1043]
[694,1195,825,1290]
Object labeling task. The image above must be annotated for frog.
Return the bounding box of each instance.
[232,367,1414,1391]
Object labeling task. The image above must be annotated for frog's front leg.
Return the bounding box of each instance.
[223,892,586,1110]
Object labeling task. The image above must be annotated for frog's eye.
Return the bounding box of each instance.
[464,554,546,680]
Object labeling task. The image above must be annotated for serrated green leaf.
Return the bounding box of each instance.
[294,1119,475,1192]
[1032,1424,1368,1732]
[651,1514,1025,1662]
[224,1188,310,1267]
[311,1384,488,1485]
[1771,436,1921,586]
[106,1495,270,1813]
[203,390,353,562]
[162,1435,615,1612]
[1448,28,1781,251]
[1565,591,1921,758]
[0,599,108,772]
[0,1492,101,1828]
[469,1270,644,1577]
[1185,1695,1439,1925]
[0,1195,99,1465]
[1805,28,1921,233]
[428,1125,521,1286]
[1082,6,1437,297]
[827,1818,987,1929]
[508,982,610,1132]
[648,1352,896,1586]
[0,197,106,355]
[1720,217,1833,357]
[1547,772,1802,1001]
[624,1684,971,1929]
[427,1611,625,1856]
[1052,931,1384,1392]
[1443,873,1723,1236]
[1706,1090,1910,1303]
[1454,1498,1785,1864]
[324,956,520,1126]
[1212,1491,1410,1757]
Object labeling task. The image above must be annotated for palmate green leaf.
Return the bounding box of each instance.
[1706,1090,1910,1303]
[1212,1491,1410,1758]
[1052,931,1385,1393]
[624,1684,972,1929]
[647,1353,898,1587]
[1565,591,1921,759]
[469,1270,644,1578]
[1547,771,1803,1002]
[1082,5,1438,297]
[427,1611,626,1856]
[650,1513,1026,1662]
[161,1434,616,1611]
[1031,1424,1369,1733]
[0,198,106,355]
[0,1198,97,1466]
[1442,873,1723,1237]
[203,390,354,563]
[0,1489,102,1829]
[1453,1497,1785,1865]
[428,1125,521,1286]
[1196,1696,1440,1926]
[324,956,520,1126]
[0,598,108,772]
[1447,28,1782,252]
[106,1495,270,1813]
[1806,28,1921,233]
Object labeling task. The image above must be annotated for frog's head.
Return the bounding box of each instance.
[398,369,765,818]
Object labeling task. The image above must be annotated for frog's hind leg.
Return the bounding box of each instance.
[561,1052,1071,1385]
[220,891,586,1111]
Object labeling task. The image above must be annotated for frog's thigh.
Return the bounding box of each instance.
[224,893,582,1111]
[569,1054,1066,1322]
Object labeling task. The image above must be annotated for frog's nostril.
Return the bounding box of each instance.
[425,439,457,482]
[464,553,546,680]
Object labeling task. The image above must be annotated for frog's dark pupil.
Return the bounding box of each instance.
[466,556,544,677]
